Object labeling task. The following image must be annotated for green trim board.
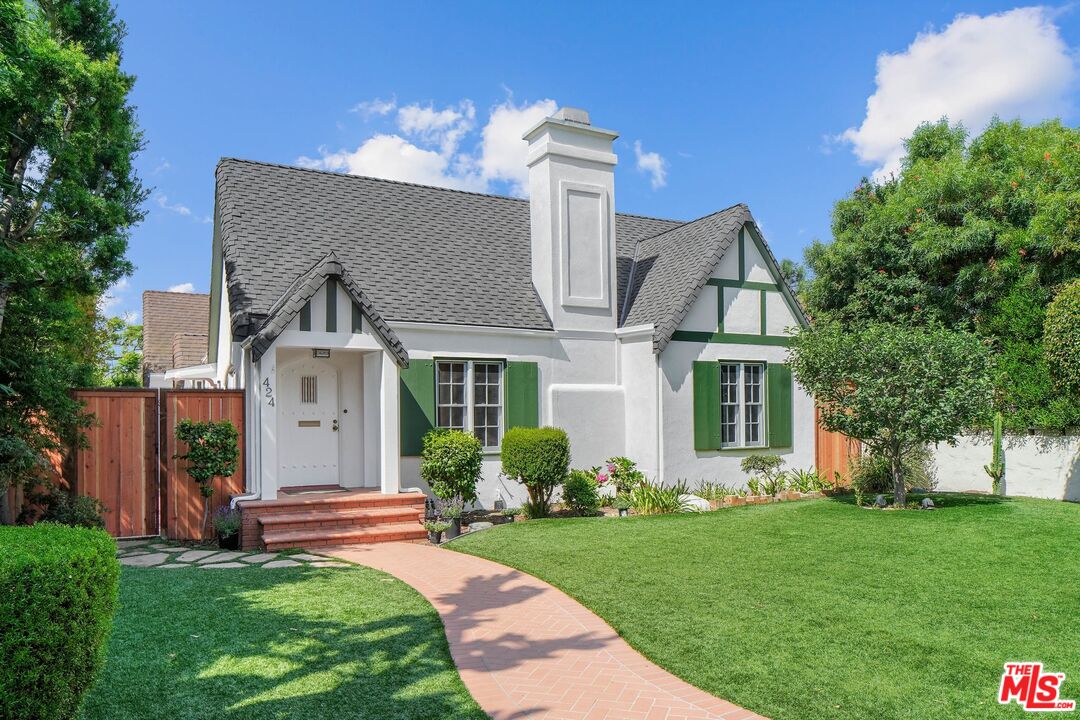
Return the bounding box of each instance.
[351,301,363,333]
[737,228,746,282]
[671,330,792,346]
[759,290,767,335]
[299,301,311,331]
[707,278,778,291]
[325,278,337,332]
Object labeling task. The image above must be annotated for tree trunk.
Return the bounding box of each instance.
[0,488,10,525]
[892,450,906,507]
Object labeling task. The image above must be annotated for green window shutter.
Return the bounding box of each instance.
[767,363,793,448]
[692,361,722,451]
[399,360,435,456]
[505,361,539,429]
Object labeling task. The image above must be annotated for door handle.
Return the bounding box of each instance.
[332,419,339,432]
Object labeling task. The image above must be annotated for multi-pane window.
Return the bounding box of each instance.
[436,360,503,449]
[719,362,766,448]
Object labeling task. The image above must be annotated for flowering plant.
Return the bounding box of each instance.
[603,456,645,495]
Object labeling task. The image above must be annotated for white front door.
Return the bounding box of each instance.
[279,359,340,487]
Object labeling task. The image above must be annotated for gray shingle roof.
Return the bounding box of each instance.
[215,158,780,354]
[622,204,752,353]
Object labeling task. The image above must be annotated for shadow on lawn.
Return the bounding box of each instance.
[81,566,489,720]
[826,491,1009,509]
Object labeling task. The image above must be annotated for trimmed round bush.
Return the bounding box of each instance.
[1045,279,1080,396]
[420,429,483,504]
[501,427,570,518]
[0,524,119,720]
[562,470,601,516]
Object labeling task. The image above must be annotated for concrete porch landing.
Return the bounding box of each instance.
[329,542,766,720]
[238,488,427,551]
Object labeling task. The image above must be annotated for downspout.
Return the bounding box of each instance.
[656,346,664,483]
[230,342,261,507]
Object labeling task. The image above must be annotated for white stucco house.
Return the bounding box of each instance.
[205,107,813,547]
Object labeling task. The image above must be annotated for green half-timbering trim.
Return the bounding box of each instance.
[759,290,767,335]
[737,228,746,282]
[351,301,363,333]
[325,278,338,332]
[707,278,778,291]
[671,330,792,346]
[299,301,311,331]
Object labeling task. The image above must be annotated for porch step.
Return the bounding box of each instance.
[262,522,428,552]
[257,505,424,532]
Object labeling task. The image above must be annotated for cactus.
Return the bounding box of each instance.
[983,412,1005,494]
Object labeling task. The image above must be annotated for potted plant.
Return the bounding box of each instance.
[442,501,463,540]
[420,428,482,521]
[212,506,242,550]
[612,495,631,517]
[423,519,451,545]
[500,507,520,523]
[174,419,240,537]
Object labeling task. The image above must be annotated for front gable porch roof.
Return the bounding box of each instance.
[247,252,409,367]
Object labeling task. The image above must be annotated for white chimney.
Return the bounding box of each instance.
[524,108,618,331]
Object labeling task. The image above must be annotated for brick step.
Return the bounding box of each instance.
[258,505,423,531]
[262,522,428,552]
[243,492,427,515]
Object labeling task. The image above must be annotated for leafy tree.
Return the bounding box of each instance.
[94,315,141,387]
[788,323,993,507]
[804,119,1080,431]
[778,258,808,298]
[174,419,239,534]
[1044,279,1080,397]
[0,0,144,521]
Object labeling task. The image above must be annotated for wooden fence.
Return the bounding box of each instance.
[815,406,860,485]
[70,388,244,540]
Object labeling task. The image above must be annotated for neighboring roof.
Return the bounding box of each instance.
[215,159,682,339]
[246,252,409,367]
[171,332,208,369]
[142,290,210,374]
[214,158,797,354]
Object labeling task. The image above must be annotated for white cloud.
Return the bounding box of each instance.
[99,278,129,315]
[167,282,196,293]
[155,193,191,216]
[152,159,171,175]
[299,96,557,197]
[841,7,1076,179]
[634,140,668,189]
[349,96,397,118]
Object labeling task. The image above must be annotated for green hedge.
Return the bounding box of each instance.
[0,524,119,720]
[501,427,570,517]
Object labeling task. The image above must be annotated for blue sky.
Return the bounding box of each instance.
[105,1,1080,321]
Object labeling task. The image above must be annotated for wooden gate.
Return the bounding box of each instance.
[815,406,860,486]
[71,388,244,540]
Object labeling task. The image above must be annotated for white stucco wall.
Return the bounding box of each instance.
[659,340,815,487]
[933,434,1080,501]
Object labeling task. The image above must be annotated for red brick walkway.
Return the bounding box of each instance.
[328,542,767,720]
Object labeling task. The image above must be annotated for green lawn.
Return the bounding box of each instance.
[80,564,486,720]
[452,495,1080,720]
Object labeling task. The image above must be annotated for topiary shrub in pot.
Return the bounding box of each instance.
[501,427,570,519]
[213,506,242,550]
[420,428,482,527]
[174,418,240,536]
[563,469,601,516]
[0,524,119,720]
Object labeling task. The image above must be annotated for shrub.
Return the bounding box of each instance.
[1044,279,1080,396]
[28,489,106,529]
[420,429,483,505]
[212,506,242,539]
[740,454,785,480]
[629,479,692,515]
[598,456,645,495]
[0,524,119,720]
[693,481,745,501]
[563,470,601,516]
[501,427,570,518]
[850,446,937,498]
[174,419,240,534]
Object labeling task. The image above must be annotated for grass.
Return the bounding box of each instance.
[452,494,1080,720]
[80,564,486,720]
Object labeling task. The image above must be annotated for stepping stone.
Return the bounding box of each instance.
[240,553,279,564]
[117,540,149,549]
[176,550,221,563]
[197,551,244,564]
[200,562,246,569]
[468,522,494,532]
[263,559,301,568]
[289,553,328,562]
[157,563,191,569]
[309,561,349,568]
[155,547,187,553]
[120,552,168,567]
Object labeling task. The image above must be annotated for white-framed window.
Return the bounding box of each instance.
[436,360,504,449]
[719,362,766,448]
